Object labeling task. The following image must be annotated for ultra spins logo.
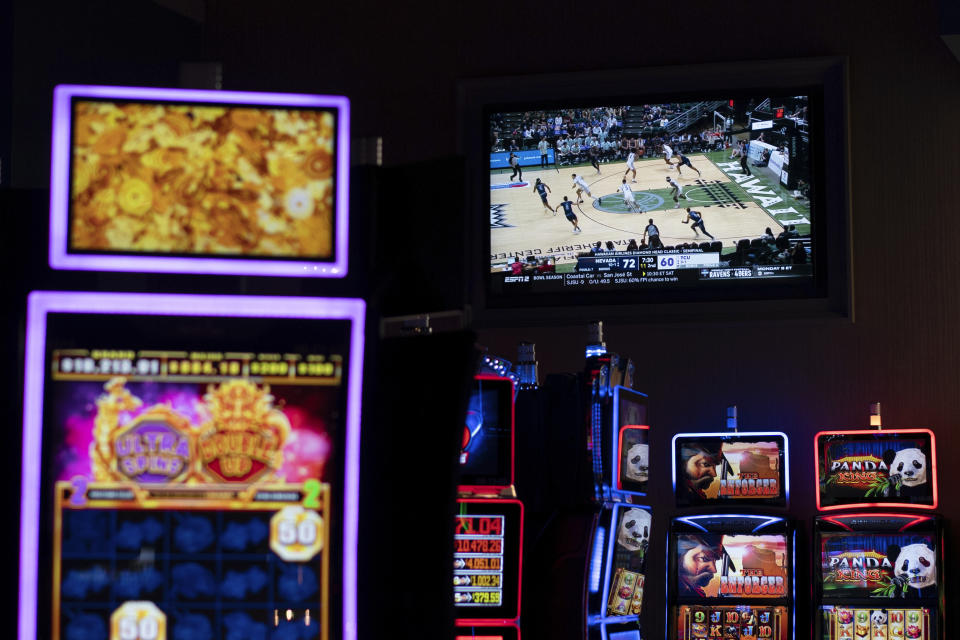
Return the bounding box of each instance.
[91,378,194,484]
[829,454,888,488]
[827,550,892,583]
[197,380,290,483]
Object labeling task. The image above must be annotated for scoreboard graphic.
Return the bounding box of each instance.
[19,292,365,640]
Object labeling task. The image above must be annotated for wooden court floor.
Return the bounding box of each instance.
[490,155,783,269]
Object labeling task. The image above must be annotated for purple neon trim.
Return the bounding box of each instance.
[18,291,365,640]
[48,84,350,277]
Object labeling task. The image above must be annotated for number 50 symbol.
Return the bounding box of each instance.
[110,602,166,640]
[270,505,325,562]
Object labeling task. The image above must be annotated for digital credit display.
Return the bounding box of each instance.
[453,500,522,622]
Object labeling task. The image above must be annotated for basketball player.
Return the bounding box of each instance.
[682,208,715,240]
[620,179,638,212]
[674,152,702,177]
[572,173,592,204]
[642,218,663,249]
[533,178,553,213]
[663,142,675,166]
[666,176,686,204]
[589,145,601,175]
[555,196,582,233]
[624,150,637,183]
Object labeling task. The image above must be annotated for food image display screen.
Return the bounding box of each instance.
[674,534,788,599]
[820,606,933,640]
[49,85,350,276]
[674,434,787,507]
[819,533,938,600]
[816,431,936,509]
[19,294,363,640]
[486,91,817,303]
[459,377,513,489]
[453,500,522,621]
[675,605,788,640]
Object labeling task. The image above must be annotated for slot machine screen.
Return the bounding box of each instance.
[815,430,937,510]
[49,85,349,277]
[459,377,514,491]
[453,500,523,622]
[613,387,648,496]
[603,506,652,619]
[673,432,788,507]
[673,533,789,600]
[18,292,365,640]
[819,532,939,599]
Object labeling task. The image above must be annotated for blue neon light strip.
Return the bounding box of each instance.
[675,513,785,533]
[589,526,606,593]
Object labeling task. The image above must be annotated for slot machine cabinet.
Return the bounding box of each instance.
[669,430,794,640]
[583,385,651,640]
[18,292,365,640]
[813,428,943,639]
[455,376,523,640]
[668,515,795,640]
[813,514,944,640]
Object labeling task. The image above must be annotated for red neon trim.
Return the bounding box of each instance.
[455,622,520,640]
[460,376,515,493]
[813,429,938,511]
[820,512,933,532]
[455,498,524,624]
[456,636,503,640]
[615,424,650,491]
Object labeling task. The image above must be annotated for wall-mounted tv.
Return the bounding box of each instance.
[49,85,350,277]
[460,57,850,324]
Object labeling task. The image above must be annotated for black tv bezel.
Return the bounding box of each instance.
[459,57,851,326]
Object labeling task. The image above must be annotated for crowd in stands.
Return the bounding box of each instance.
[490,105,728,163]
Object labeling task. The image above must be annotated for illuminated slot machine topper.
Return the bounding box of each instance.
[49,85,349,277]
[673,432,789,508]
[459,376,515,495]
[669,515,795,640]
[815,430,937,511]
[18,292,365,640]
[610,386,649,497]
[454,499,523,623]
[584,504,652,640]
[814,514,944,640]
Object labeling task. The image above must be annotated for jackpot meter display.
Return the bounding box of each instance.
[454,500,523,622]
[18,292,365,640]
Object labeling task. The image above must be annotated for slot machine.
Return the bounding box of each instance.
[584,385,652,640]
[455,376,524,640]
[668,425,794,640]
[813,424,944,639]
[18,292,365,640]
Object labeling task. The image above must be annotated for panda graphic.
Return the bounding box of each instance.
[614,508,651,575]
[881,447,928,498]
[885,543,937,598]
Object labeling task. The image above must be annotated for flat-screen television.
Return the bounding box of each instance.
[460,57,850,324]
[49,85,350,277]
[672,432,789,508]
[18,291,365,640]
[815,429,937,510]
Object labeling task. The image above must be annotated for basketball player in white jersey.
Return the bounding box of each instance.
[620,179,638,212]
[571,173,592,204]
[623,150,637,183]
[666,176,686,204]
[662,142,674,167]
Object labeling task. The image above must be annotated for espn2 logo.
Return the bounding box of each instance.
[503,276,529,283]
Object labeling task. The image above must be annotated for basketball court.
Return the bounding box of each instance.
[490,155,785,270]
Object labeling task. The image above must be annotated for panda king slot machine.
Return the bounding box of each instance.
[813,418,944,639]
